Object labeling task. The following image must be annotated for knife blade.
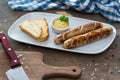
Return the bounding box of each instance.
[0,33,29,80]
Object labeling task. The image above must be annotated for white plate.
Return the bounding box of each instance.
[8,12,116,54]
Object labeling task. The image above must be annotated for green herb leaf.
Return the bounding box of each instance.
[59,15,69,23]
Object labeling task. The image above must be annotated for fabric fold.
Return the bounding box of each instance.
[7,0,120,22]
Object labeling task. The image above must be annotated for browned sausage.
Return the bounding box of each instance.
[54,22,103,44]
[63,27,112,49]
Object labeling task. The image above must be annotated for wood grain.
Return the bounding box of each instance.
[0,51,81,80]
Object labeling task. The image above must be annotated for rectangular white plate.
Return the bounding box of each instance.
[8,12,116,54]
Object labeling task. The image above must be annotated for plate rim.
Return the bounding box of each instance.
[8,12,117,54]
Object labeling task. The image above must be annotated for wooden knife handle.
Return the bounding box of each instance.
[0,33,21,68]
[43,65,82,79]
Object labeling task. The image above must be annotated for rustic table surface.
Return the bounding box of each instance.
[0,1,120,80]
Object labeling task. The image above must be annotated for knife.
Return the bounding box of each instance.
[0,33,29,80]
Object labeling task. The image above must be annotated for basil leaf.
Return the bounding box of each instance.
[59,15,69,23]
[64,17,68,22]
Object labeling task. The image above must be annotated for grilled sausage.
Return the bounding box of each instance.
[54,22,103,44]
[63,27,112,49]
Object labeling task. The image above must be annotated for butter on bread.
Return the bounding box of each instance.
[34,18,49,41]
[19,18,49,41]
[19,19,42,39]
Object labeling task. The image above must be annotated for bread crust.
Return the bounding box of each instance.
[36,18,49,41]
[54,22,103,44]
[63,27,112,49]
[19,18,49,41]
[19,20,42,39]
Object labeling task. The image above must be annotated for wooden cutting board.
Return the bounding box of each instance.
[0,51,81,80]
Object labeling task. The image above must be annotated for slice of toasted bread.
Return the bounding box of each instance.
[19,19,42,39]
[34,18,49,41]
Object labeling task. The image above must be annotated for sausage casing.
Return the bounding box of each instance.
[54,22,103,44]
[63,27,112,49]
